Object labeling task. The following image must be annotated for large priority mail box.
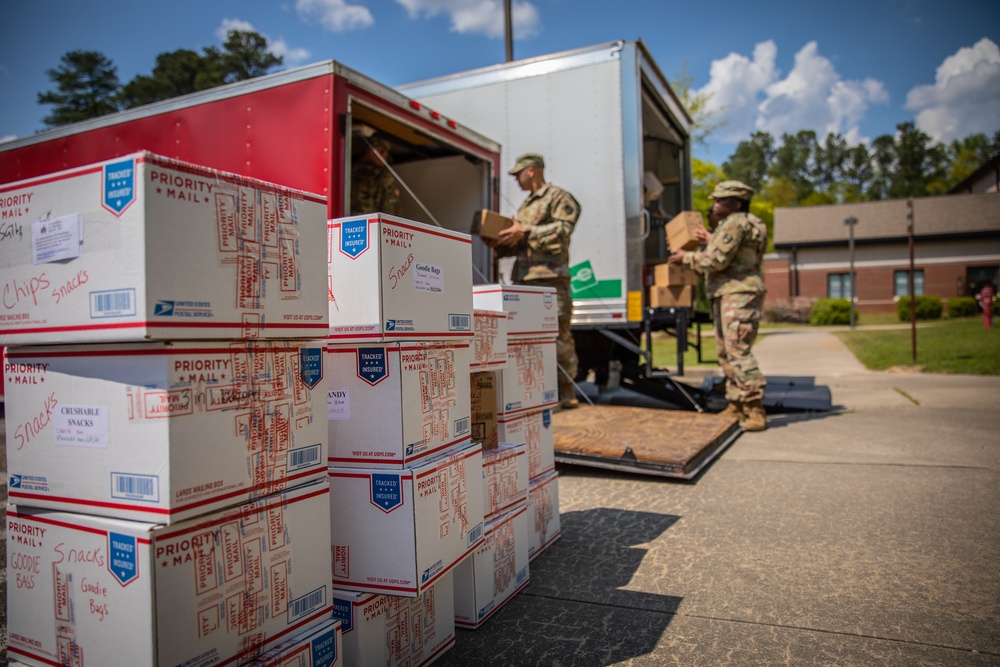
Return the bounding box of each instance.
[528,470,561,561]
[471,309,509,370]
[453,505,530,629]
[502,338,558,416]
[0,151,328,345]
[472,284,558,339]
[325,341,472,468]
[482,442,528,522]
[327,214,473,343]
[328,442,484,597]
[470,370,499,450]
[246,619,342,667]
[4,340,327,523]
[333,573,455,667]
[6,480,333,667]
[498,407,556,482]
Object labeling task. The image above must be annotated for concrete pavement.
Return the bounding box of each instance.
[435,328,1000,666]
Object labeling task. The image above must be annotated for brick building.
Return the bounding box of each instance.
[765,192,1000,314]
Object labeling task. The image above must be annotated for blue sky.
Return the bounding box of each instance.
[2,0,999,165]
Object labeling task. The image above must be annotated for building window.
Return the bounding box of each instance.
[828,273,853,299]
[894,270,924,297]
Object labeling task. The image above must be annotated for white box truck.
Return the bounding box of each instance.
[400,40,705,396]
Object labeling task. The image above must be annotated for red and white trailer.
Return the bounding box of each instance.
[0,58,503,398]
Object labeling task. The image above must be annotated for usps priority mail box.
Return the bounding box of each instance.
[327,214,473,343]
[328,441,484,597]
[333,572,455,667]
[498,407,556,482]
[246,619,342,667]
[501,338,558,416]
[6,479,333,667]
[5,340,327,523]
[0,151,328,345]
[326,341,471,468]
[452,505,530,629]
[528,469,561,561]
[472,284,558,340]
[470,309,508,371]
[482,442,528,522]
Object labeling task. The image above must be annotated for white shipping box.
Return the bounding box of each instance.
[470,309,508,370]
[247,619,342,667]
[472,284,558,340]
[6,480,333,667]
[5,340,327,523]
[528,470,561,561]
[453,505,530,629]
[482,442,528,522]
[332,573,455,667]
[502,338,558,416]
[325,341,472,468]
[498,407,556,482]
[328,214,473,343]
[328,442,484,596]
[0,151,328,345]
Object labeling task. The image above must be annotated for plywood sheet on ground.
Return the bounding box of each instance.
[553,405,740,477]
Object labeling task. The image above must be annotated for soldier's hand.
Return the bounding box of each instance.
[496,219,527,248]
[693,226,712,244]
[667,250,686,265]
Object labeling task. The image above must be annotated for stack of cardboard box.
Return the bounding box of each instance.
[2,153,336,667]
[325,213,485,666]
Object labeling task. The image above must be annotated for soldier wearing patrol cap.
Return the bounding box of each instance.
[668,179,769,430]
[492,152,582,409]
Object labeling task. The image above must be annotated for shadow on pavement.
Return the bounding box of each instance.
[435,508,683,666]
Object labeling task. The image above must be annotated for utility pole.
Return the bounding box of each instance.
[504,0,514,62]
[907,199,917,362]
[844,216,858,329]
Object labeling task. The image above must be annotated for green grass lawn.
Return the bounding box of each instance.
[833,318,1000,375]
[649,330,718,369]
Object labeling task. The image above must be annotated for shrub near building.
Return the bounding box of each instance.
[896,296,943,321]
[946,296,978,318]
[810,298,856,326]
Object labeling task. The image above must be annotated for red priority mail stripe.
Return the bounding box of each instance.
[215,605,333,667]
[6,343,306,359]
[501,400,558,418]
[385,219,472,244]
[0,320,322,336]
[456,578,531,629]
[328,435,471,466]
[508,338,556,346]
[534,528,562,555]
[144,155,326,205]
[341,542,472,595]
[6,509,152,543]
[0,165,103,193]
[327,470,415,480]
[416,636,457,667]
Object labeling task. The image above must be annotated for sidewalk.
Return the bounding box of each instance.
[436,329,1000,666]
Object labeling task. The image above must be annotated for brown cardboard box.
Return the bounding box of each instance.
[471,370,500,449]
[653,263,699,286]
[667,211,705,252]
[473,209,514,240]
[649,284,694,308]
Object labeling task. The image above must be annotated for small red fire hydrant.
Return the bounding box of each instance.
[980,285,994,328]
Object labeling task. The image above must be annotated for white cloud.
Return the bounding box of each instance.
[1,134,16,144]
[906,37,1000,142]
[295,0,374,32]
[216,18,311,66]
[395,0,539,39]
[696,41,779,142]
[697,41,888,147]
[756,41,887,142]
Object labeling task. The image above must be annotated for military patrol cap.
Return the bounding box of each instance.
[709,180,755,201]
[508,153,545,174]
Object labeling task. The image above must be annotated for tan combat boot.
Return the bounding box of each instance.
[558,380,579,410]
[742,399,767,431]
[719,400,744,421]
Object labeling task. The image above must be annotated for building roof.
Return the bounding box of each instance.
[949,152,1000,194]
[773,192,1000,248]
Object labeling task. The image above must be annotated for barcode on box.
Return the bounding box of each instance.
[111,472,158,502]
[449,313,471,331]
[467,521,483,547]
[288,444,322,470]
[91,288,137,318]
[288,586,327,622]
[454,417,470,436]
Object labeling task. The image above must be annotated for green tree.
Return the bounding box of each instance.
[889,122,947,198]
[691,158,728,214]
[813,132,849,195]
[204,30,283,86]
[119,49,205,108]
[769,130,818,203]
[722,131,774,191]
[672,61,728,148]
[869,133,896,200]
[841,143,874,202]
[38,50,121,127]
[946,133,993,188]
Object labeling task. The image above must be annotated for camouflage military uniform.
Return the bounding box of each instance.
[350,160,400,216]
[497,182,581,382]
[682,210,768,403]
